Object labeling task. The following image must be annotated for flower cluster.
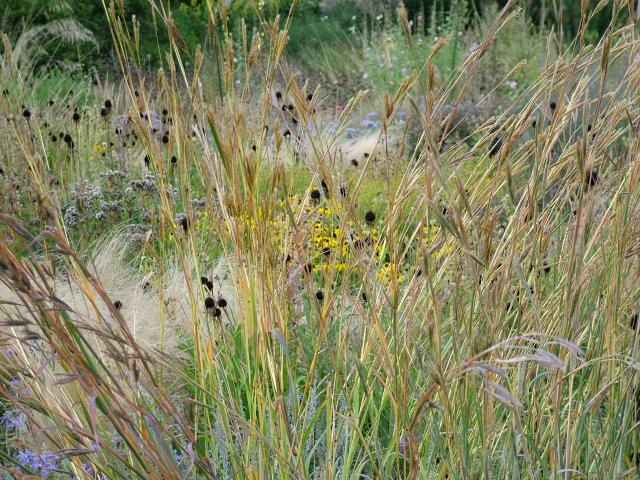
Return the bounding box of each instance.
[61,171,178,246]
[231,191,435,286]
[422,224,452,254]
[0,409,27,431]
[15,447,58,478]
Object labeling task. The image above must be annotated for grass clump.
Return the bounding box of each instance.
[2,1,640,478]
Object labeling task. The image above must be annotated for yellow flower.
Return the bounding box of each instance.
[376,262,405,285]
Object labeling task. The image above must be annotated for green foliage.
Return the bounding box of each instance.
[361,0,469,94]
[363,21,425,94]
[286,3,363,88]
[467,2,548,97]
[0,0,627,76]
[3,1,640,479]
[521,0,617,41]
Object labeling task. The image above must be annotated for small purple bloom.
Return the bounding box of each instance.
[0,409,27,430]
[361,119,382,128]
[83,462,95,475]
[15,447,58,478]
[18,448,35,466]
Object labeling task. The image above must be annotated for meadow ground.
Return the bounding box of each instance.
[2,1,640,478]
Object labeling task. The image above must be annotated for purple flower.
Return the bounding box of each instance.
[360,119,382,128]
[72,463,98,480]
[0,409,27,430]
[7,378,29,398]
[38,451,58,478]
[173,447,185,465]
[2,347,16,357]
[18,448,36,466]
[15,447,58,478]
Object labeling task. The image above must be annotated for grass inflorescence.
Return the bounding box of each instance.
[2,1,640,478]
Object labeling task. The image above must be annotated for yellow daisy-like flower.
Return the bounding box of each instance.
[377,262,405,285]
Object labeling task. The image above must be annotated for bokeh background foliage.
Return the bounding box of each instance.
[0,0,621,74]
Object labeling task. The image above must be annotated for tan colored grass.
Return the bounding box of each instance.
[0,234,238,355]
